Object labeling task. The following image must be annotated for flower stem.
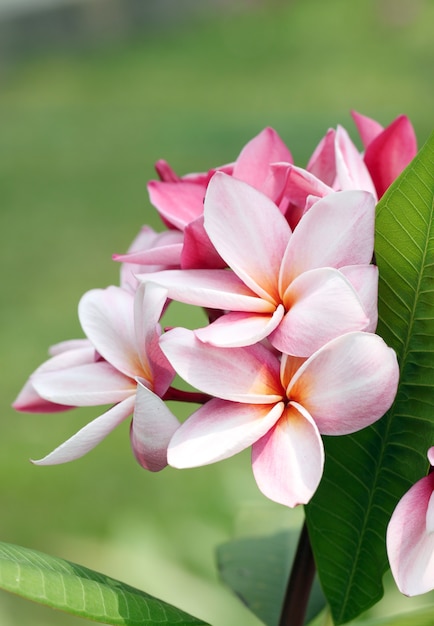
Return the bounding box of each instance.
[163,387,211,404]
[279,521,316,626]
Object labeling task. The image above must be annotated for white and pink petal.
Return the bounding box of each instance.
[160,327,283,403]
[130,380,180,472]
[288,331,399,435]
[252,402,324,507]
[168,398,284,468]
[32,395,136,465]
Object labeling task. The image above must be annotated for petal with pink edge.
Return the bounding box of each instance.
[134,282,174,396]
[130,380,180,472]
[32,395,136,465]
[288,331,399,435]
[279,189,376,287]
[32,361,135,407]
[335,126,377,198]
[306,128,337,187]
[387,471,434,596]
[13,380,74,413]
[351,110,384,148]
[79,286,141,379]
[181,215,226,269]
[148,180,206,230]
[232,127,293,195]
[340,264,378,333]
[168,397,284,468]
[252,402,324,507]
[272,268,369,357]
[194,305,284,348]
[204,172,291,304]
[159,327,283,403]
[136,269,273,312]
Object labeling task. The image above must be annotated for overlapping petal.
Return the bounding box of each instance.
[272,268,369,356]
[204,172,291,303]
[194,306,285,348]
[287,331,399,435]
[252,402,324,507]
[168,398,284,468]
[137,268,274,312]
[278,189,375,286]
[79,287,142,380]
[31,361,135,406]
[130,380,180,472]
[160,328,283,403]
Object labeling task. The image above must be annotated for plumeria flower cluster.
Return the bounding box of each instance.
[15,111,413,516]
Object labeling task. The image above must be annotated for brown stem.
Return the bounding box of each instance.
[279,521,316,626]
[163,387,211,404]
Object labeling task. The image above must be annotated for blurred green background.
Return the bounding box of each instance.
[1,0,433,624]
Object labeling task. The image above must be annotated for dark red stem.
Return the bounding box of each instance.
[163,387,211,404]
[279,521,316,626]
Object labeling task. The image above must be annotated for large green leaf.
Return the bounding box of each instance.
[0,541,209,625]
[217,529,325,626]
[305,132,434,624]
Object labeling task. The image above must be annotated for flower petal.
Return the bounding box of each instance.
[252,402,324,507]
[79,286,141,379]
[306,128,337,187]
[335,125,377,197]
[134,282,174,396]
[232,127,293,195]
[272,268,369,357]
[363,115,417,198]
[387,472,434,596]
[279,189,376,287]
[130,380,180,472]
[32,395,136,465]
[288,331,399,434]
[181,215,226,269]
[340,264,378,332]
[168,398,284,467]
[136,269,273,312]
[351,110,384,147]
[194,305,284,348]
[32,361,135,406]
[159,327,283,403]
[204,172,291,304]
[148,179,206,230]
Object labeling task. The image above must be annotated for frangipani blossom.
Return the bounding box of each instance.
[13,283,179,471]
[139,173,377,357]
[387,447,434,596]
[160,328,399,507]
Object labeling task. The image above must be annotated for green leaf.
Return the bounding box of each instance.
[305,132,434,624]
[217,529,325,626]
[0,541,209,625]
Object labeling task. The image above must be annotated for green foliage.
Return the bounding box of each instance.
[0,541,209,625]
[217,528,325,626]
[305,133,434,624]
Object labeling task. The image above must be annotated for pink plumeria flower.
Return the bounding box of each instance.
[138,172,378,357]
[352,110,417,198]
[387,447,434,596]
[116,128,293,272]
[13,283,179,471]
[160,328,399,507]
